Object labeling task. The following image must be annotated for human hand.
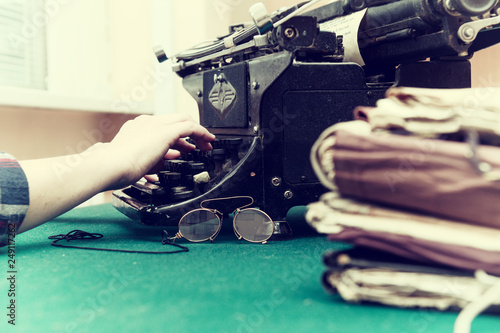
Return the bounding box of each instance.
[102,113,215,190]
[16,113,215,232]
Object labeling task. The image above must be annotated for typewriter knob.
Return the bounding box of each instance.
[347,0,367,12]
[250,3,273,34]
[446,0,497,16]
[154,45,168,63]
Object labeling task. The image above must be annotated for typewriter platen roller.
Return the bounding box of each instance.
[113,0,500,231]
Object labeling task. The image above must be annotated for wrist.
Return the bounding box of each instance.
[87,142,142,191]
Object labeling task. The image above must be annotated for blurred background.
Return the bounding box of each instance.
[0,0,499,204]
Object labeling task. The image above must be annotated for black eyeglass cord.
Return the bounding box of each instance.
[48,230,189,254]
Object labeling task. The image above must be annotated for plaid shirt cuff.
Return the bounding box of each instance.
[0,152,29,247]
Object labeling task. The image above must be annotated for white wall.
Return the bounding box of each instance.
[168,0,232,121]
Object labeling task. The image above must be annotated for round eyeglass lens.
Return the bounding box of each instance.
[179,209,220,242]
[233,209,274,242]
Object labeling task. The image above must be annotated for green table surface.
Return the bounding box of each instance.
[1,204,499,333]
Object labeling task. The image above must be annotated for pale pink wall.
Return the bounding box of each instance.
[471,43,500,88]
[0,106,136,161]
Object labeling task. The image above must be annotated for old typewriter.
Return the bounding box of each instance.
[113,0,500,232]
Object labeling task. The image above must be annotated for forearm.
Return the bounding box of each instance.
[14,114,215,234]
[18,144,120,233]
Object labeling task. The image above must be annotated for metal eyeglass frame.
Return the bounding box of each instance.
[168,196,275,244]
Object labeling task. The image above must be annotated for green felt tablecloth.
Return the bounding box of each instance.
[1,204,499,333]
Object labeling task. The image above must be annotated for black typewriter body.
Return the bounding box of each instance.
[113,0,500,229]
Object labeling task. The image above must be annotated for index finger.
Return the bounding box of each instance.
[167,121,216,149]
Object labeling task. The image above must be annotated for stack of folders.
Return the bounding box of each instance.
[305,87,500,333]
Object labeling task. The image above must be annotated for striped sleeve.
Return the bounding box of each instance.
[0,152,30,247]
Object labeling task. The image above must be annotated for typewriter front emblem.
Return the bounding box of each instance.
[208,73,236,119]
